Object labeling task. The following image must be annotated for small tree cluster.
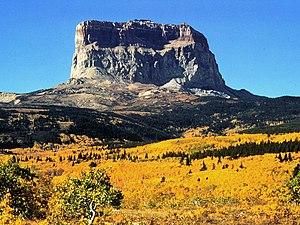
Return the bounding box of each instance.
[52,169,123,223]
[276,152,293,162]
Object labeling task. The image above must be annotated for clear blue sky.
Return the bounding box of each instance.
[0,1,299,97]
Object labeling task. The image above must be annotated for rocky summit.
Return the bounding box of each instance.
[70,20,225,92]
[0,20,258,110]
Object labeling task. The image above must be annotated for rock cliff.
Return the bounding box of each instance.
[70,20,226,92]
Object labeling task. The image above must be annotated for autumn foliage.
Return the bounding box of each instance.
[1,132,300,224]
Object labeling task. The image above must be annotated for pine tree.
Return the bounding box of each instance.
[186,156,191,166]
[212,163,216,170]
[200,161,207,171]
[284,153,289,162]
[11,156,17,163]
[239,162,245,169]
[180,156,185,165]
[278,153,284,162]
[288,152,293,161]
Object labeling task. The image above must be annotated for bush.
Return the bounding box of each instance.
[0,160,51,219]
[52,169,123,223]
[287,163,300,204]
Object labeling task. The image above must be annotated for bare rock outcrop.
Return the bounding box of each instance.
[70,20,226,92]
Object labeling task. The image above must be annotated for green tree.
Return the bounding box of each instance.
[0,160,51,219]
[287,163,300,204]
[53,169,123,224]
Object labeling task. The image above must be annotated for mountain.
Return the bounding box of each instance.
[70,20,225,91]
[0,20,299,148]
[0,20,258,110]
[69,20,260,99]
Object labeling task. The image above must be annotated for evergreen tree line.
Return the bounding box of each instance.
[162,140,300,162]
[161,151,188,159]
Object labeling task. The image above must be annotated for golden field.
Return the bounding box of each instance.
[1,132,300,224]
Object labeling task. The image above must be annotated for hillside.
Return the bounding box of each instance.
[0,105,172,149]
[2,132,300,224]
[1,95,300,148]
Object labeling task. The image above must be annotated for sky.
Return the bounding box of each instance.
[0,1,299,97]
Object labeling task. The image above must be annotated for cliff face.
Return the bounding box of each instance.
[70,20,226,91]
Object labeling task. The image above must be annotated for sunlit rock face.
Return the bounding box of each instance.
[70,20,226,91]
